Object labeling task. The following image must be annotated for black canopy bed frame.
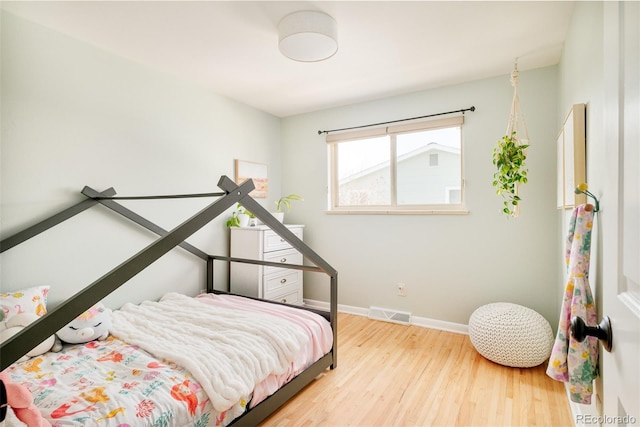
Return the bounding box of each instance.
[0,175,338,426]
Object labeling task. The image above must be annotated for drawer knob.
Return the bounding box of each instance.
[280,278,287,284]
[280,258,287,263]
[281,298,287,303]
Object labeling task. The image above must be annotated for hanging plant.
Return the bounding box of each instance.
[492,131,529,216]
[493,60,530,217]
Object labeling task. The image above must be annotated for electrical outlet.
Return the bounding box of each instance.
[397,283,407,297]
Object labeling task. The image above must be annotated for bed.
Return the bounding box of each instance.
[0,176,338,426]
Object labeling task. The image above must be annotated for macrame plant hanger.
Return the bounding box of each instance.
[500,60,531,217]
[506,60,530,144]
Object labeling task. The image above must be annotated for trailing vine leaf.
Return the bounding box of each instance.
[492,131,529,216]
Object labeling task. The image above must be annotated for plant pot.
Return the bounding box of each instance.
[270,212,284,223]
[237,213,251,228]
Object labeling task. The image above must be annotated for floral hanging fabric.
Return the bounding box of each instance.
[546,203,598,404]
[492,61,531,217]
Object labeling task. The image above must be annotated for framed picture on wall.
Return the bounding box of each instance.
[557,104,586,209]
[235,159,268,198]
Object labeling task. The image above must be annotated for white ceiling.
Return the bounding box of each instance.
[2,1,575,117]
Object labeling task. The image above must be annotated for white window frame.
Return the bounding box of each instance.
[326,116,468,215]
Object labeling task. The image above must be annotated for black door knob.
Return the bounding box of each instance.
[570,315,613,352]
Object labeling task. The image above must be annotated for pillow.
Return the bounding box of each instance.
[0,286,49,322]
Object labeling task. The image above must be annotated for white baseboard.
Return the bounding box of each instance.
[304,298,468,335]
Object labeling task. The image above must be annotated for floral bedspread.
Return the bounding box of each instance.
[5,336,247,426]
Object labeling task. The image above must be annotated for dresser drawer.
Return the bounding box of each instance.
[264,270,302,295]
[263,227,303,252]
[230,224,305,305]
[263,249,303,275]
[265,286,302,306]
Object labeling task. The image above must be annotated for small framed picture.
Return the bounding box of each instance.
[235,159,268,198]
[556,104,586,209]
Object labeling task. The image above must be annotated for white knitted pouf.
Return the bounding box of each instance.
[468,302,554,368]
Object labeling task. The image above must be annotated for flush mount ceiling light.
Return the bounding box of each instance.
[278,10,338,62]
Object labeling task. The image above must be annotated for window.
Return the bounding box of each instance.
[327,116,465,213]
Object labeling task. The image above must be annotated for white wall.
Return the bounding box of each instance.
[0,12,282,309]
[281,66,561,326]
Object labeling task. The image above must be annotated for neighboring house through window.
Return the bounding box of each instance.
[327,115,465,213]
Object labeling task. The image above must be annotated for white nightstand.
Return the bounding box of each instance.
[230,225,304,305]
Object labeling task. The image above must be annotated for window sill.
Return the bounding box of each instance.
[325,209,470,216]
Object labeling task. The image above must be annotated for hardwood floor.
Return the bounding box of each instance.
[260,313,574,427]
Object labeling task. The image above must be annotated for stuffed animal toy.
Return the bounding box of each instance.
[55,302,111,346]
[0,371,51,426]
[0,313,57,362]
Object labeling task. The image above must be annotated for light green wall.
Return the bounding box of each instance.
[557,1,605,302]
[3,6,605,331]
[556,1,605,417]
[0,12,281,309]
[282,66,561,326]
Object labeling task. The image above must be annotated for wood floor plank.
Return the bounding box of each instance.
[260,313,574,427]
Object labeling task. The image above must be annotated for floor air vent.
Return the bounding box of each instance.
[368,306,412,325]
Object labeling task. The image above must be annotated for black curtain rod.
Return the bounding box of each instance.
[317,106,476,135]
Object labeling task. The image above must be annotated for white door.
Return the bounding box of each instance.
[601,1,640,423]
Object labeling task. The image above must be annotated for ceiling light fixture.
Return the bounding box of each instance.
[278,10,338,62]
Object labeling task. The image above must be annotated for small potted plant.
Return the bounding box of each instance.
[272,194,303,222]
[226,204,254,228]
